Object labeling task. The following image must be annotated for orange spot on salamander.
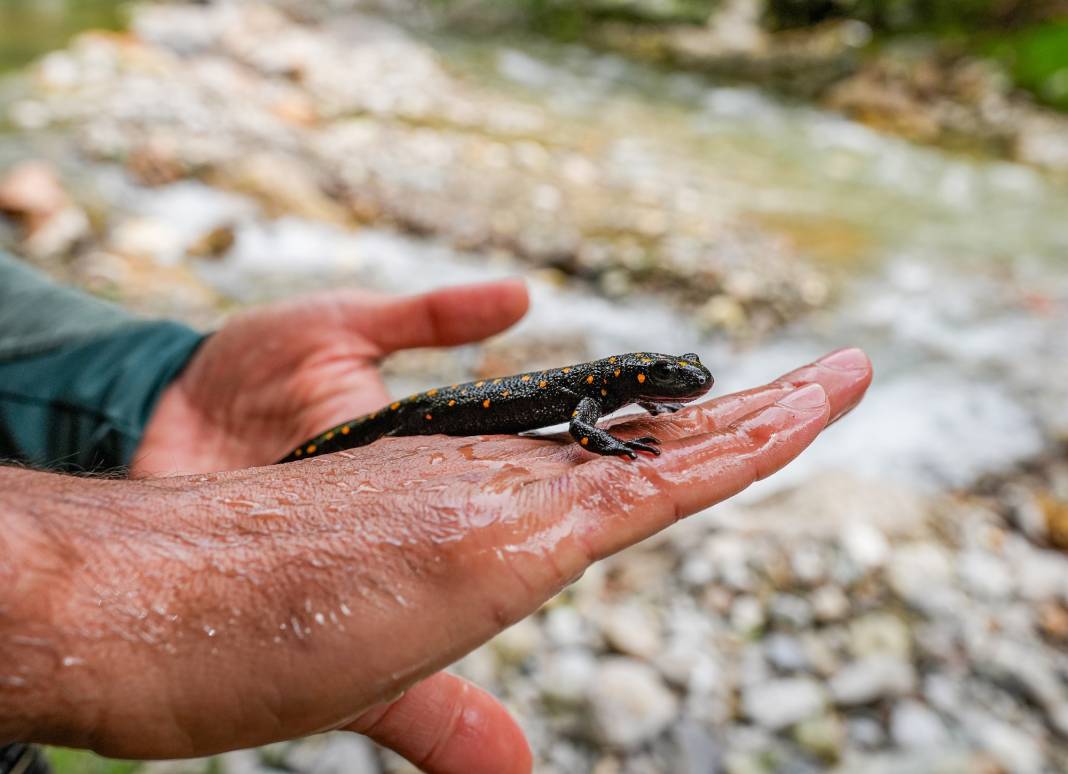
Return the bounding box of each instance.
[562,368,571,374]
[538,380,548,388]
[493,378,502,385]
[475,381,485,387]
[307,444,317,454]
[502,390,510,397]
[609,356,617,363]
[425,414,432,420]
[341,425,350,435]
[600,388,607,396]
[448,399,456,407]
[580,437,589,446]
[614,369,621,377]
[294,448,303,457]
[427,388,438,397]
[482,398,491,409]
[324,432,334,440]
[637,373,646,384]
[390,402,400,410]
[586,375,595,384]
[521,375,531,381]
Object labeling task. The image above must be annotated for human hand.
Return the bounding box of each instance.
[13,348,871,773]
[132,279,530,475]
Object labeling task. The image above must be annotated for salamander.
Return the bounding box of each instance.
[278,352,713,463]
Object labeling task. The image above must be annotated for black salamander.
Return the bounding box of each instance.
[278,352,713,463]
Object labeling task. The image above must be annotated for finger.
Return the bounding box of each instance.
[340,279,529,355]
[558,383,830,562]
[345,672,532,774]
[606,347,870,442]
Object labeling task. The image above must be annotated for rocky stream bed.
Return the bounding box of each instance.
[2,2,1068,772]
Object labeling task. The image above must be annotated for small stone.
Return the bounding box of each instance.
[850,612,912,659]
[544,605,596,648]
[0,160,68,220]
[764,633,807,672]
[890,700,948,749]
[730,595,765,634]
[958,551,1014,599]
[186,224,236,259]
[286,734,379,774]
[841,522,891,569]
[847,716,886,749]
[830,656,916,706]
[964,713,1045,774]
[794,713,845,762]
[742,677,828,730]
[791,543,827,584]
[600,603,662,660]
[538,647,597,705]
[589,658,678,750]
[491,618,544,666]
[812,585,850,622]
[768,594,813,629]
[889,543,954,611]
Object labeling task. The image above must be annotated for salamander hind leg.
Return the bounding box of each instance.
[570,396,661,459]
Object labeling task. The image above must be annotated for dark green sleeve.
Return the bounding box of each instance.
[0,254,206,472]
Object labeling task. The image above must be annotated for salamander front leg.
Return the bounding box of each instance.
[569,396,660,459]
[639,401,685,416]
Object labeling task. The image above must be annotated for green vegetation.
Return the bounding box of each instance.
[990,21,1068,111]
[0,0,127,72]
[45,747,141,774]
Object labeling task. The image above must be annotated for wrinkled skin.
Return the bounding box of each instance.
[2,280,871,774]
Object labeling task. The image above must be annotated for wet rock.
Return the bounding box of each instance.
[742,677,828,730]
[830,656,917,706]
[589,658,679,750]
[890,700,948,749]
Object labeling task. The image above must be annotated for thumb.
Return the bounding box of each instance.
[340,279,529,355]
[345,671,532,774]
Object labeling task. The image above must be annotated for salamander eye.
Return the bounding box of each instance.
[650,361,675,381]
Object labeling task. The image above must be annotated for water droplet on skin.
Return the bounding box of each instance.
[393,593,409,608]
[339,603,353,617]
[204,626,216,637]
[314,613,325,625]
[0,675,27,688]
[61,656,84,667]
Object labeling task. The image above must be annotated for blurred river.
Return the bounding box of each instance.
[3,7,1067,497]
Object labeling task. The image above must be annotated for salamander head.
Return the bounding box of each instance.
[624,352,714,401]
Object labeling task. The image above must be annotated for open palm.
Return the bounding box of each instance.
[132,280,530,475]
